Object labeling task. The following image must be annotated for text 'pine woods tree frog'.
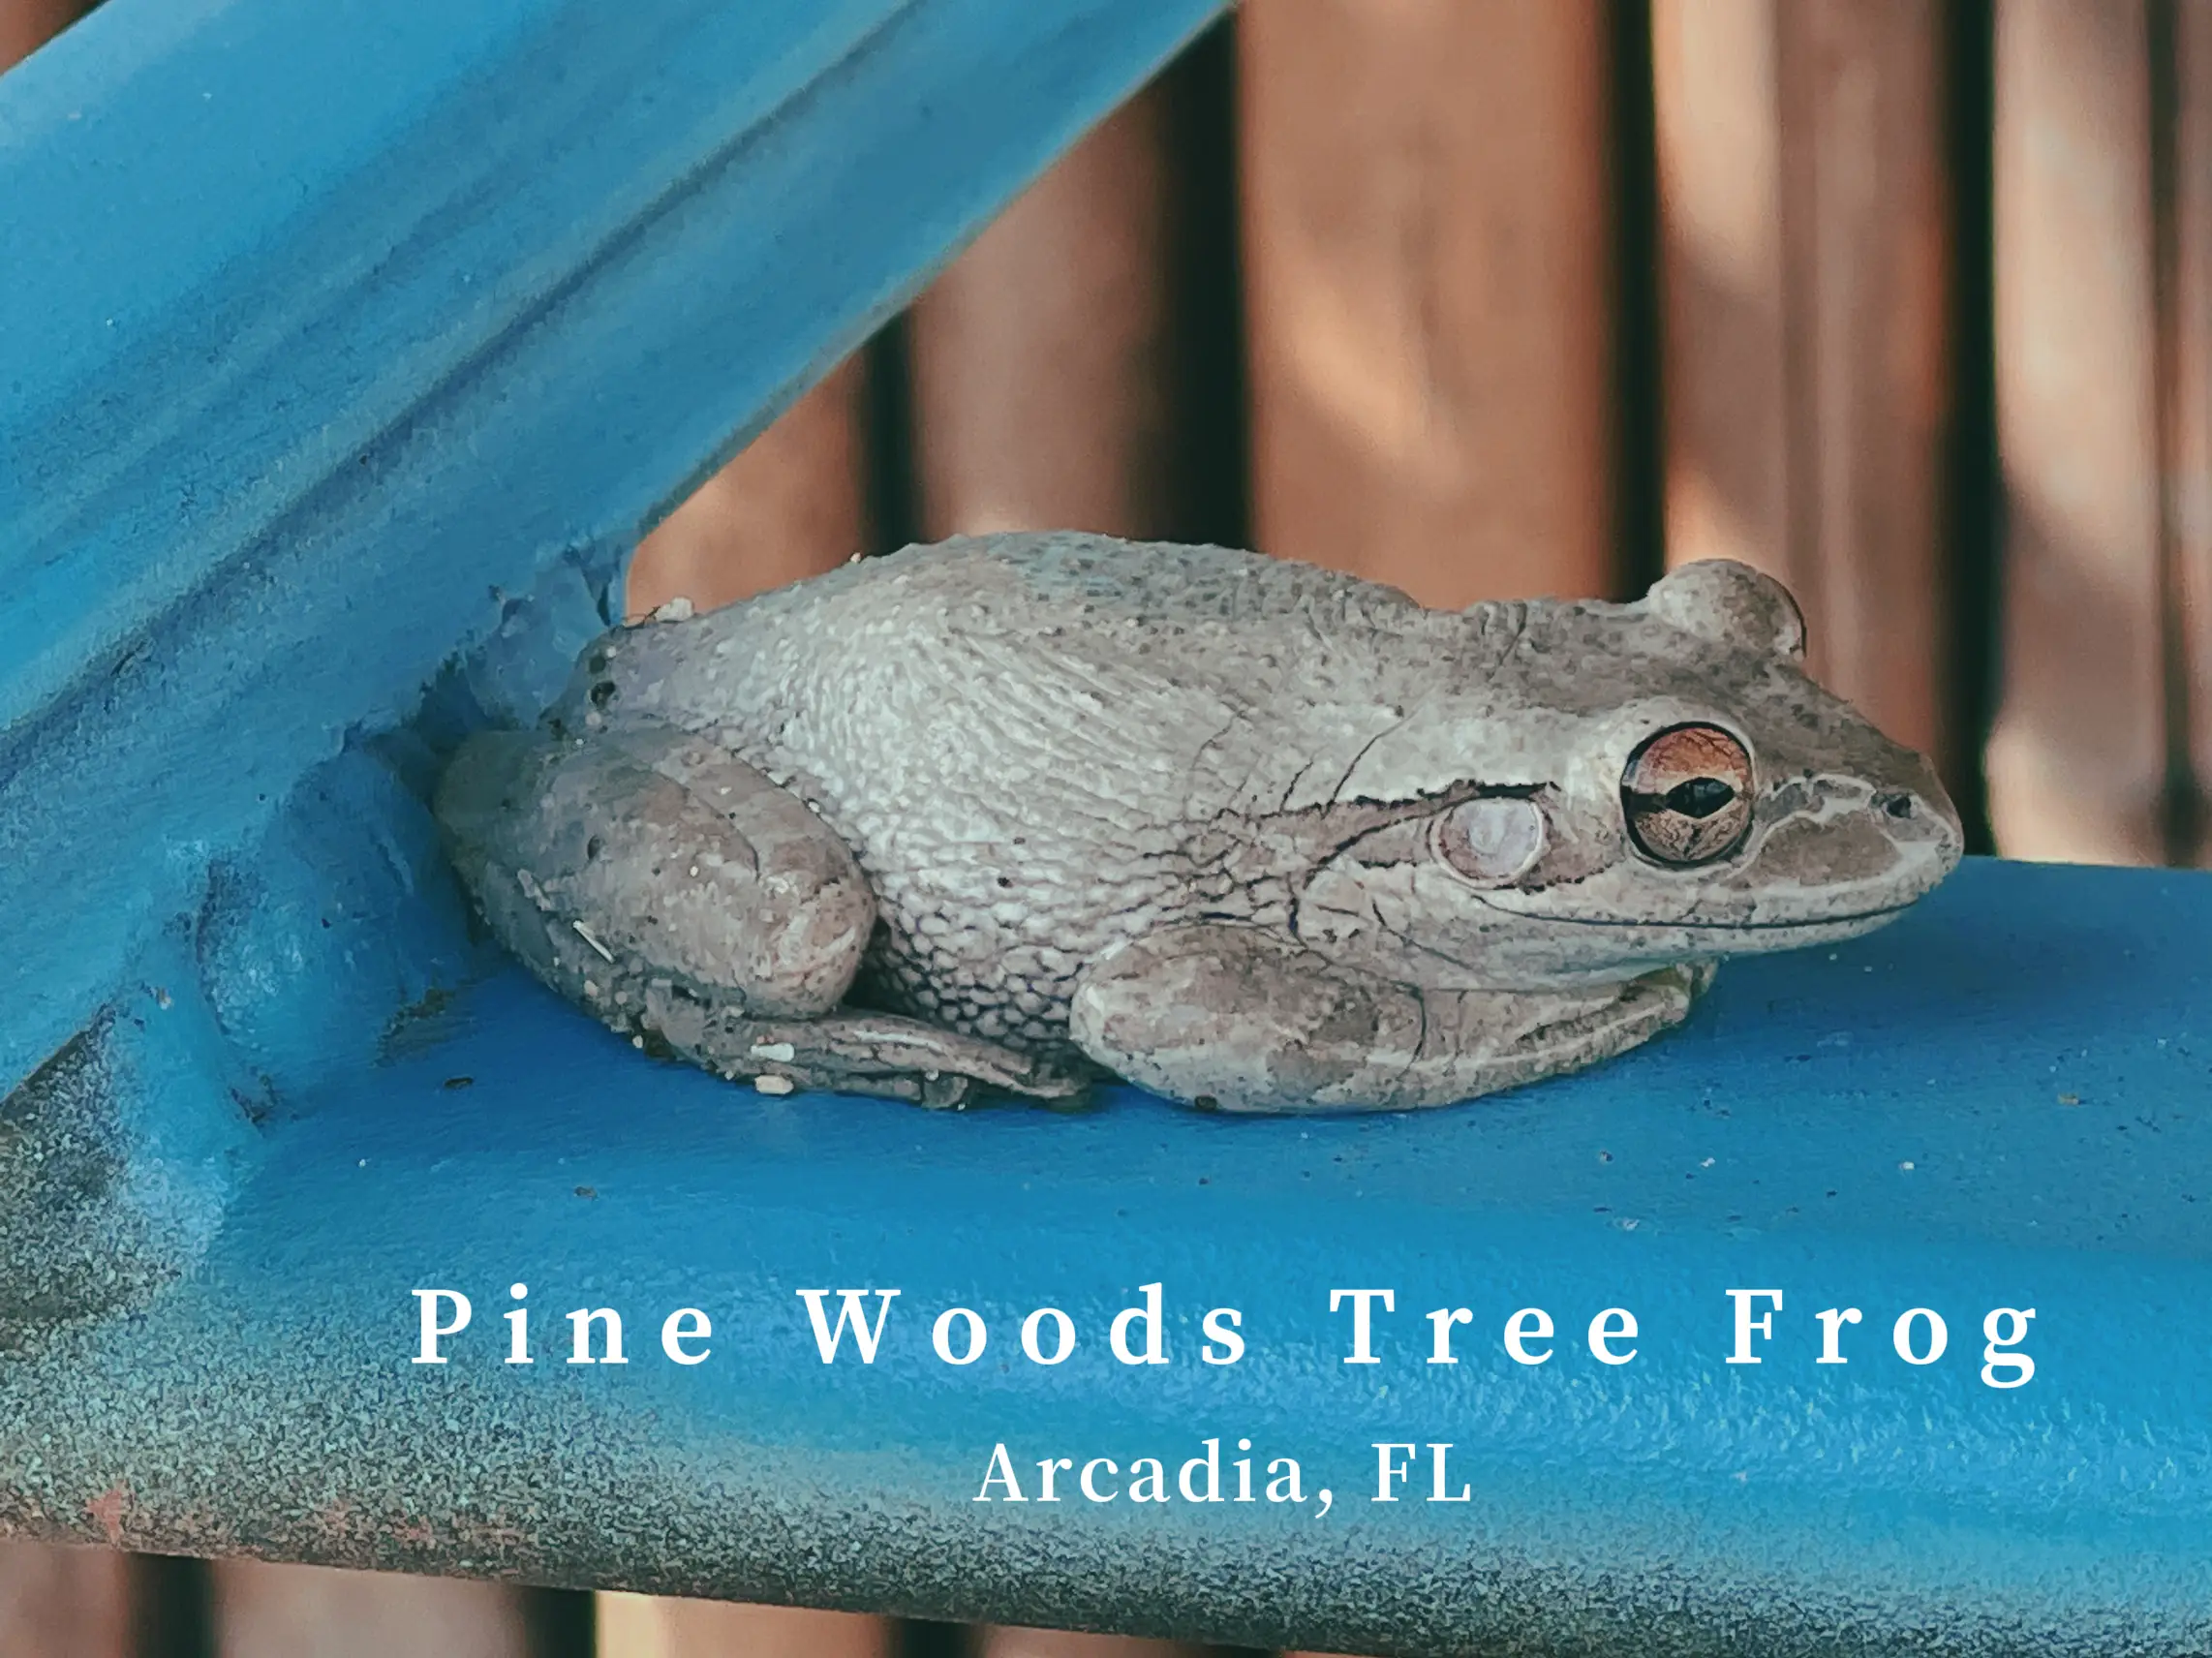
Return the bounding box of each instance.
[435,535,1962,1114]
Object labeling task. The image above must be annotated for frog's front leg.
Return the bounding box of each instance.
[434,720,1085,1107]
[1068,923,1709,1114]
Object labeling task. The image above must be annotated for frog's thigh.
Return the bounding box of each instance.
[434,719,873,1019]
[1068,924,1705,1114]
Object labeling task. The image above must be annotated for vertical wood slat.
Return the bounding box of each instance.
[1653,0,1957,775]
[1652,0,1791,589]
[625,353,875,619]
[209,1559,581,1658]
[596,1592,894,1658]
[2166,0,2212,860]
[0,0,83,70]
[0,1540,142,1658]
[906,86,1183,541]
[904,21,1243,553]
[975,1628,1212,1658]
[1785,3,1954,774]
[1986,0,2165,863]
[1239,0,1618,607]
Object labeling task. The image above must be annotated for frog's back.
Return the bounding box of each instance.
[619,533,1480,761]
[724,532,1439,666]
[586,534,1515,1048]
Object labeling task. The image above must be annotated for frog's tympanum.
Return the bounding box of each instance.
[435,535,1962,1114]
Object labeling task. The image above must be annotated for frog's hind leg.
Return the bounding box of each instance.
[436,721,872,1020]
[1068,923,1707,1114]
[434,720,1086,1107]
[647,990,1094,1109]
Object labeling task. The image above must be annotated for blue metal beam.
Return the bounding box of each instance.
[3,856,2209,1654]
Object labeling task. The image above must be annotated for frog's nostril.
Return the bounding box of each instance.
[1877,792,1914,819]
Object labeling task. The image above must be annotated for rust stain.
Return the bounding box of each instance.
[84,1480,131,1548]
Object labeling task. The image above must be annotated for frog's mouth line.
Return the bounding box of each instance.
[1469,898,1918,933]
[1367,900,1915,983]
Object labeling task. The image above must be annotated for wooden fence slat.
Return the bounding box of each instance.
[1986,0,2166,863]
[1239,0,1617,606]
[1652,0,1792,589]
[1655,0,1957,775]
[0,0,81,69]
[0,1540,139,1658]
[626,353,874,619]
[596,1593,894,1658]
[2169,0,2212,862]
[1779,1,1955,774]
[906,81,1183,541]
[209,1559,568,1658]
[976,1629,1212,1658]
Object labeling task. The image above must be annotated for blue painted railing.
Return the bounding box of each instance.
[5,4,2212,1656]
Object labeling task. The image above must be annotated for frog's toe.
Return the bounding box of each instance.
[921,1044,1098,1111]
[1000,1046,1097,1101]
[917,1071,981,1110]
[1669,960,1721,998]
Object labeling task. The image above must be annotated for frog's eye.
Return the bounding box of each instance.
[1621,723,1754,866]
[1434,797,1546,885]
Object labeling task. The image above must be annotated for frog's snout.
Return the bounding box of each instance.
[1878,783,1965,870]
[1738,748,1961,923]
[1858,766,1965,893]
[1889,753,1968,884]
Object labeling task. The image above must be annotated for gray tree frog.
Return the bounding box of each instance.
[434,534,1961,1113]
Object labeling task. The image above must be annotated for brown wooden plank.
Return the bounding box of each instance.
[0,0,87,71]
[209,1560,548,1658]
[597,1593,894,1658]
[1652,0,1793,589]
[906,81,1184,541]
[1986,0,2166,863]
[1655,0,1956,774]
[2166,0,2212,861]
[1239,0,1617,606]
[1776,0,1956,774]
[0,1540,139,1658]
[625,353,874,620]
[975,1629,1211,1658]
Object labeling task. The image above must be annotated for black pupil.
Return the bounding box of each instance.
[1664,777,1736,818]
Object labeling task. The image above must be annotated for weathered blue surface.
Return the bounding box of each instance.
[3,857,2211,1657]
